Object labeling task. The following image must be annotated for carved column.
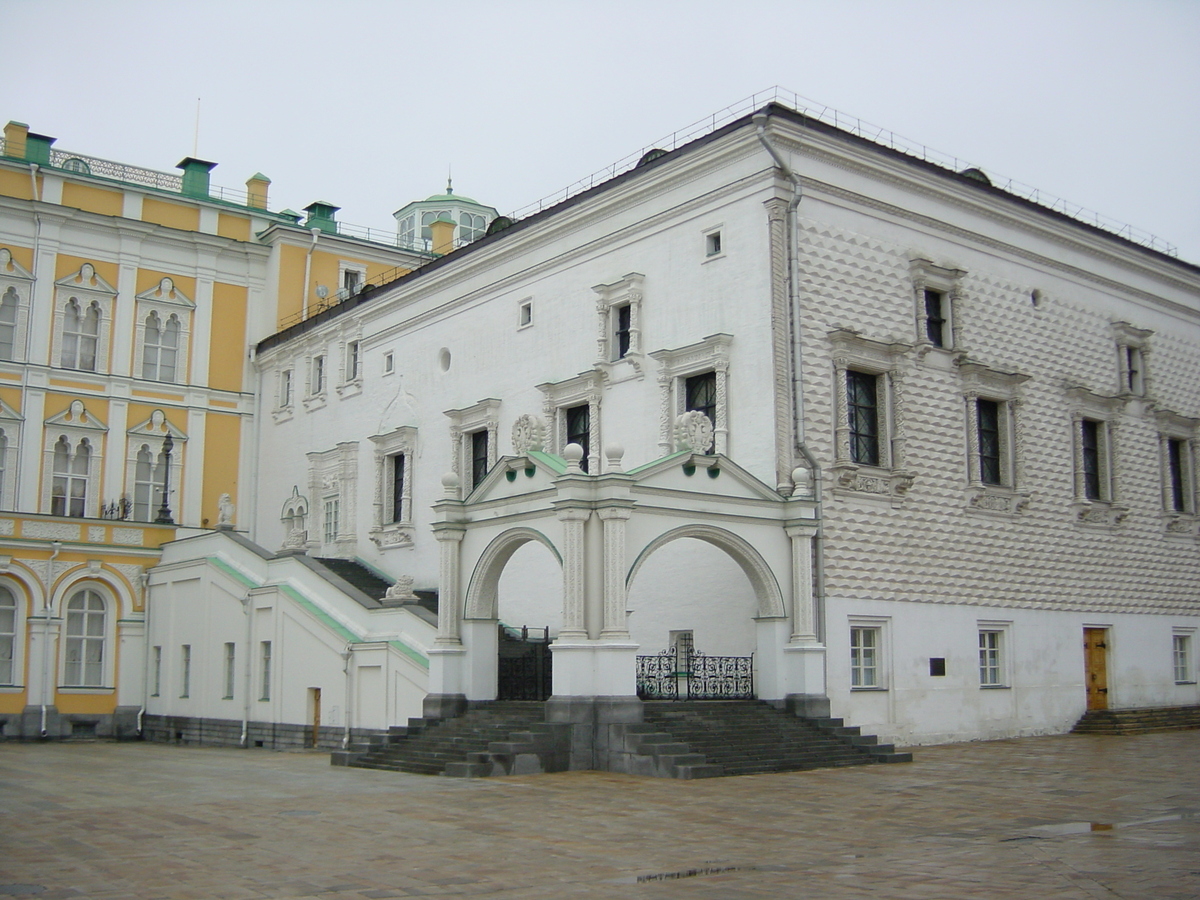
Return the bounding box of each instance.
[433,526,465,645]
[595,294,610,362]
[764,197,794,488]
[912,275,928,347]
[1107,419,1121,503]
[627,288,643,358]
[1191,438,1200,514]
[889,368,907,470]
[1011,397,1027,492]
[657,371,673,455]
[1159,433,1172,511]
[598,506,632,639]
[1140,347,1153,397]
[833,357,850,464]
[786,525,819,644]
[949,285,965,349]
[557,506,591,639]
[714,357,729,456]
[587,388,601,475]
[964,392,982,487]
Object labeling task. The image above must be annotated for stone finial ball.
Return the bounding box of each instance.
[442,472,461,489]
[563,443,585,464]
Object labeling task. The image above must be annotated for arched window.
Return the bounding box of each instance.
[133,443,167,521]
[142,312,180,382]
[0,585,16,685]
[51,437,90,517]
[62,298,100,371]
[64,589,105,687]
[0,286,18,360]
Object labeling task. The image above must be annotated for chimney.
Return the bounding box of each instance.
[176,157,217,198]
[246,172,271,209]
[2,122,28,160]
[302,200,340,235]
[429,214,456,255]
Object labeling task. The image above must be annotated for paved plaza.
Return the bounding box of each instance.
[1,731,1197,899]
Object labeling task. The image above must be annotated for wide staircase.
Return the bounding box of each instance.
[336,702,552,775]
[642,701,911,776]
[1071,705,1200,735]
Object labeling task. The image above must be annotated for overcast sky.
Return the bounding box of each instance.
[2,0,1198,264]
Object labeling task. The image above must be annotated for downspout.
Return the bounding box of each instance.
[300,228,320,322]
[755,114,829,650]
[341,645,353,749]
[240,593,252,747]
[41,540,62,737]
[138,572,150,737]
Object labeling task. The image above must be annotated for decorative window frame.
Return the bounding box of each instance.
[272,366,295,423]
[368,426,417,550]
[335,323,364,398]
[445,399,500,495]
[650,333,732,457]
[52,264,115,373]
[0,398,24,511]
[133,277,194,384]
[1111,321,1153,399]
[302,342,328,411]
[537,370,603,473]
[848,616,889,691]
[977,620,1012,689]
[338,261,367,300]
[594,272,645,380]
[828,329,914,505]
[42,400,107,518]
[909,257,967,356]
[56,579,118,691]
[306,442,358,558]
[279,485,310,551]
[959,362,1031,517]
[0,578,26,688]
[1065,386,1128,529]
[0,248,34,363]
[123,410,187,523]
[1155,409,1199,537]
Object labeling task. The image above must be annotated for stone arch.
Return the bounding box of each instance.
[627,523,785,620]
[464,527,562,621]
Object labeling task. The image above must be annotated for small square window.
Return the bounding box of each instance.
[518,300,533,328]
[383,351,395,375]
[705,231,722,257]
[929,657,946,677]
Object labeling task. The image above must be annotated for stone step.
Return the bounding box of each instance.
[1071,705,1200,735]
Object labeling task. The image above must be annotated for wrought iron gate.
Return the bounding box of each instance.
[636,641,754,700]
[497,625,553,701]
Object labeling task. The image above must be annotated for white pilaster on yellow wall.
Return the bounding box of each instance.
[112,260,138,377]
[190,273,214,386]
[27,231,59,368]
[184,405,206,525]
[197,207,218,235]
[16,385,45,513]
[103,398,128,509]
[121,190,142,220]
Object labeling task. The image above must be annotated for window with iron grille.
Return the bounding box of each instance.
[924,289,947,347]
[565,405,590,472]
[1167,438,1188,512]
[977,399,1002,486]
[471,429,489,489]
[685,371,717,429]
[847,370,880,467]
[1081,418,1104,501]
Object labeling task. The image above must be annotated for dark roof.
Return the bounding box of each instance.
[257,102,1197,356]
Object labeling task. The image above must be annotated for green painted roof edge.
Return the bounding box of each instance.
[526,450,567,474]
[389,639,429,670]
[627,449,691,474]
[209,556,259,589]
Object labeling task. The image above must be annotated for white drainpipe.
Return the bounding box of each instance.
[240,593,253,747]
[300,228,320,322]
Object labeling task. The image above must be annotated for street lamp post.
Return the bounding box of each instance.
[154,433,175,525]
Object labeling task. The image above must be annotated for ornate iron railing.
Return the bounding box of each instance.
[636,645,754,700]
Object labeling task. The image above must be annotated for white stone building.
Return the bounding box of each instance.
[145,99,1200,756]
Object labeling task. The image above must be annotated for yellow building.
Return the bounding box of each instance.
[0,120,429,738]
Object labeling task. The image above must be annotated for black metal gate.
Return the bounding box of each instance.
[636,642,753,700]
[497,625,552,701]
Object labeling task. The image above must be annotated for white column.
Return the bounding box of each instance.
[557,506,590,639]
[597,505,632,639]
[786,525,819,644]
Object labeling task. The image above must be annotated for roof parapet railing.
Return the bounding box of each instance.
[508,86,1178,258]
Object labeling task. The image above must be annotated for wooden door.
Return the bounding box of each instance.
[309,687,321,747]
[1083,628,1109,710]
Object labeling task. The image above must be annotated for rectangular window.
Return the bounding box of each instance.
[391,453,406,523]
[1167,438,1188,512]
[0,590,16,685]
[342,268,362,296]
[1174,634,1192,683]
[280,370,292,407]
[180,644,191,698]
[705,231,722,257]
[847,370,880,467]
[850,627,879,688]
[471,429,489,489]
[383,351,395,375]
[614,303,631,360]
[323,498,339,544]
[924,289,946,347]
[1081,418,1103,501]
[518,300,533,328]
[685,371,717,428]
[565,404,590,472]
[1125,346,1144,395]
[977,399,1002,485]
[223,642,235,699]
[312,356,325,395]
[151,645,161,697]
[346,341,360,381]
[260,641,272,701]
[979,631,1002,686]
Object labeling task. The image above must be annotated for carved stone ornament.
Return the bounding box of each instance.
[674,410,714,453]
[217,493,235,527]
[383,574,419,604]
[511,414,546,454]
[282,528,308,550]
